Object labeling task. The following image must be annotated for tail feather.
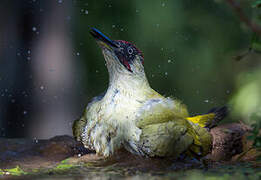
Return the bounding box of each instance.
[185,106,228,158]
[207,106,228,128]
[186,106,228,129]
[207,107,218,113]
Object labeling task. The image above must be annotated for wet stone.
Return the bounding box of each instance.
[0,123,260,179]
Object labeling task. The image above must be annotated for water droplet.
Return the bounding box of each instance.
[23,111,27,115]
[17,52,21,56]
[34,137,39,143]
[120,28,124,31]
[11,99,15,103]
[112,25,116,28]
[136,9,139,13]
[66,16,71,21]
[165,72,168,76]
[49,68,55,72]
[28,50,31,54]
[58,0,63,3]
[85,10,89,14]
[40,85,44,90]
[32,27,37,31]
[162,2,165,7]
[27,57,31,60]
[167,59,172,63]
[76,52,80,56]
[156,24,160,28]
[204,99,209,103]
[78,154,81,157]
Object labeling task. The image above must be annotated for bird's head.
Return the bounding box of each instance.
[90,28,145,80]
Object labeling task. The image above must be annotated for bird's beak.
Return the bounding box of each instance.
[90,28,118,50]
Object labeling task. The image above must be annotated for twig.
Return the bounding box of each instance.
[226,0,261,36]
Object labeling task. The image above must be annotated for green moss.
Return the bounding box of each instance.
[83,162,96,167]
[59,158,70,165]
[47,158,78,174]
[0,166,27,176]
[0,158,78,177]
[55,163,75,170]
[32,169,39,173]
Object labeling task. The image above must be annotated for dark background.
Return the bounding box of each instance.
[0,0,260,138]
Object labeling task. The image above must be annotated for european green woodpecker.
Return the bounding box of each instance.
[73,28,227,158]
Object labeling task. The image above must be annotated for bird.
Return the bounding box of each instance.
[73,28,228,158]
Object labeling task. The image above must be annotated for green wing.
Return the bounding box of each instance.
[136,97,212,158]
[136,97,189,128]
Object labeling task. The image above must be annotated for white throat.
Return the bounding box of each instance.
[102,49,151,101]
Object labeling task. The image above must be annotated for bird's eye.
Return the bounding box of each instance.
[127,47,133,54]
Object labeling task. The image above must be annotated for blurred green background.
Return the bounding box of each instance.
[0,0,260,138]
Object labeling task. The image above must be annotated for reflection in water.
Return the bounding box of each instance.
[24,150,261,180]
